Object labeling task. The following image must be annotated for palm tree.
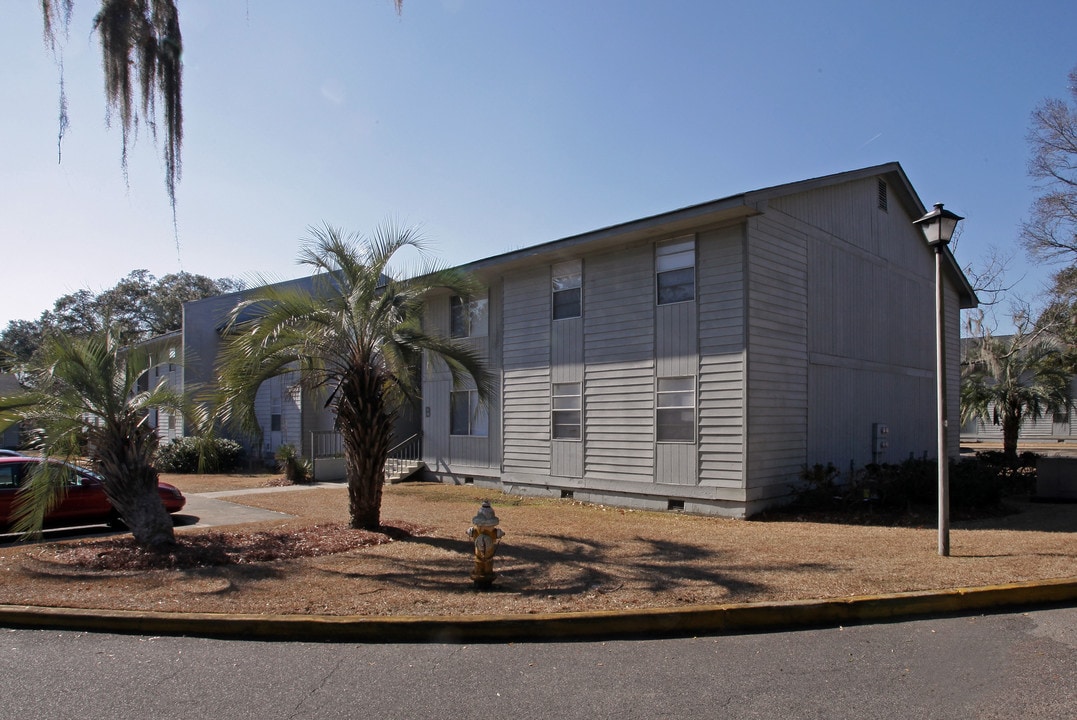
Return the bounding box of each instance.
[0,327,183,549]
[961,334,1074,461]
[216,223,494,530]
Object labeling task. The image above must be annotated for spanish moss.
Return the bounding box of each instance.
[42,1,184,217]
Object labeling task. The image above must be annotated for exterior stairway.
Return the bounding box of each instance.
[384,457,427,484]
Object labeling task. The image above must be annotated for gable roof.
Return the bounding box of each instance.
[459,162,978,309]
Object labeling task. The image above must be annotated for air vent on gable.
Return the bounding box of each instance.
[877,179,888,212]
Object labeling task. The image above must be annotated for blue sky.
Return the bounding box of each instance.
[2,0,1075,331]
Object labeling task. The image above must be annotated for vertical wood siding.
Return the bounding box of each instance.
[503,269,552,473]
[422,379,450,471]
[584,246,655,482]
[422,282,501,471]
[698,225,746,487]
[745,213,809,494]
[420,170,975,514]
[655,246,698,485]
[771,177,964,468]
[552,309,584,477]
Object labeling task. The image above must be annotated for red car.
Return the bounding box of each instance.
[0,456,185,531]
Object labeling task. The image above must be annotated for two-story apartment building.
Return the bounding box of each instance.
[418,163,977,517]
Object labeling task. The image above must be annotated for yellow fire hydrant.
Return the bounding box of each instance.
[466,500,505,589]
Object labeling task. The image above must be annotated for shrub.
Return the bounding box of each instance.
[275,444,311,484]
[155,437,246,474]
[786,455,1022,518]
[790,463,844,510]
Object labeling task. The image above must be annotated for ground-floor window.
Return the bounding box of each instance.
[552,382,582,440]
[656,376,696,442]
[450,389,489,437]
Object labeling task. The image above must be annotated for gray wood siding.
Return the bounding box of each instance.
[803,213,939,466]
[422,378,450,471]
[656,303,697,376]
[450,434,490,467]
[585,247,655,366]
[768,177,924,271]
[503,367,551,473]
[698,224,746,487]
[552,439,583,477]
[584,246,655,482]
[656,443,695,485]
[944,279,962,459]
[422,293,454,382]
[654,244,698,485]
[808,362,935,467]
[552,316,583,381]
[421,282,501,472]
[552,308,584,477]
[806,221,934,368]
[783,178,965,466]
[745,213,809,496]
[502,269,552,473]
[585,361,654,479]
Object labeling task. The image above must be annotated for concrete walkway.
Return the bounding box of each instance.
[174,482,347,530]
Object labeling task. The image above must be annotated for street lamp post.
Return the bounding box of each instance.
[913,202,964,557]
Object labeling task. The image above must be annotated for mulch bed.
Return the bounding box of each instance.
[38,521,432,571]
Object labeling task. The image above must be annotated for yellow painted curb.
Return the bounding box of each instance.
[1,577,1075,643]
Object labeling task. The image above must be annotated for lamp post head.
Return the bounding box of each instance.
[913,202,964,248]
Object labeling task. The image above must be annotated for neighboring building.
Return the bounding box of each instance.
[959,335,1077,447]
[180,276,335,465]
[419,163,977,517]
[132,331,184,443]
[961,406,1077,447]
[178,274,419,468]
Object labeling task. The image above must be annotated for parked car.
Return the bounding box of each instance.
[0,449,23,457]
[0,456,185,531]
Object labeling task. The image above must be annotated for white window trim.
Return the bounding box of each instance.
[656,375,697,443]
[656,236,696,306]
[552,382,582,441]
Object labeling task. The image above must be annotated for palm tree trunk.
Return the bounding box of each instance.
[1001,413,1021,463]
[339,370,394,530]
[96,426,176,551]
[114,481,177,549]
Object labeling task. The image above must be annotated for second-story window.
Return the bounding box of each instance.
[656,237,695,305]
[450,295,488,338]
[552,260,582,320]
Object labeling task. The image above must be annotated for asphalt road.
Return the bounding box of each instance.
[1,607,1073,719]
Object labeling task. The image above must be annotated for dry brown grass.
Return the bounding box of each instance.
[0,475,1073,617]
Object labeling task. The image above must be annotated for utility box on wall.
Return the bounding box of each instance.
[872,423,889,464]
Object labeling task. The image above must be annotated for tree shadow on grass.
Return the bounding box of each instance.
[312,531,841,603]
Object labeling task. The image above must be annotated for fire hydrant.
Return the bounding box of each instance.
[466,500,505,589]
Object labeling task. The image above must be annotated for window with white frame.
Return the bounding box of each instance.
[450,295,489,338]
[552,260,582,320]
[656,376,696,442]
[656,237,695,305]
[450,389,489,437]
[552,382,582,440]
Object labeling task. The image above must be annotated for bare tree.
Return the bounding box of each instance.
[1022,65,1077,262]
